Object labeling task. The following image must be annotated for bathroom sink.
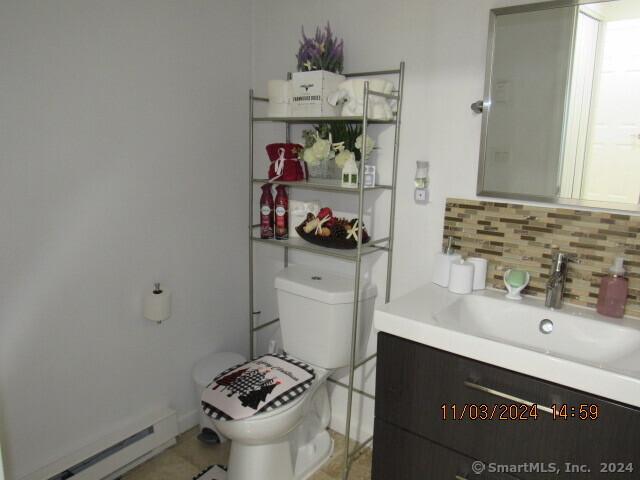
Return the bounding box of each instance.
[434,294,640,365]
[375,285,640,408]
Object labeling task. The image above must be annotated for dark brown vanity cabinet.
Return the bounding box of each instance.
[373,418,519,480]
[372,333,640,479]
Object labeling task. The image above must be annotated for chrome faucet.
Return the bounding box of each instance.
[545,252,575,309]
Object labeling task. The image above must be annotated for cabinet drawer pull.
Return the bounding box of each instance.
[464,381,553,414]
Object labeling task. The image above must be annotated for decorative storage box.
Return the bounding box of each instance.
[291,70,345,117]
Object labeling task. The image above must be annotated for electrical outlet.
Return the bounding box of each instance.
[415,188,429,204]
[414,160,430,204]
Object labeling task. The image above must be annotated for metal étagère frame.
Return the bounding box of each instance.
[248,62,405,480]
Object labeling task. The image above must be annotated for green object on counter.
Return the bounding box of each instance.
[505,269,528,288]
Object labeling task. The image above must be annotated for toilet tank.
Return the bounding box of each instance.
[274,265,377,369]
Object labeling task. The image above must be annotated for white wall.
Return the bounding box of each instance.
[0,1,250,478]
[561,11,600,199]
[251,0,546,441]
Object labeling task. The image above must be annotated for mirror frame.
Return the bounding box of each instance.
[477,0,640,213]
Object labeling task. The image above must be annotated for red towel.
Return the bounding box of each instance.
[266,143,308,182]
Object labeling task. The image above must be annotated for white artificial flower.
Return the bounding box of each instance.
[303,148,320,166]
[311,137,331,160]
[335,149,354,168]
[332,141,346,153]
[355,134,375,158]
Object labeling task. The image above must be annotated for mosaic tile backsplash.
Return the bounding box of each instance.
[444,198,640,319]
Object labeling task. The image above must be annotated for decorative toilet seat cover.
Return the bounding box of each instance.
[201,354,315,421]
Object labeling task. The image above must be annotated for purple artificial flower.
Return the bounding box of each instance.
[296,22,344,73]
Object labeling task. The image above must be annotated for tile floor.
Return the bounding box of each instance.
[123,427,372,480]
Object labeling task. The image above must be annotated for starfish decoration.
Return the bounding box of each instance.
[346,220,361,241]
[303,60,313,71]
[315,215,330,235]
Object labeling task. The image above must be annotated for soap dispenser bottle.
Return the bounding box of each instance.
[596,257,628,318]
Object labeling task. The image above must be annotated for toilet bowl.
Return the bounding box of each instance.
[213,366,332,480]
[202,265,377,480]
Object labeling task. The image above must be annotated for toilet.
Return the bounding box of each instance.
[203,265,377,480]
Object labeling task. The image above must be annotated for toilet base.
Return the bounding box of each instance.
[225,430,333,480]
[293,430,333,480]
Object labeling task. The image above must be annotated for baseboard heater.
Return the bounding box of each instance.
[21,408,178,480]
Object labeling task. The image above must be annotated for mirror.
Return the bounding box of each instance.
[478,0,640,211]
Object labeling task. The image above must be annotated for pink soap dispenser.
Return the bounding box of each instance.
[596,257,628,318]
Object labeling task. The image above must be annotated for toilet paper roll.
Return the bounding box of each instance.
[467,257,488,290]
[267,80,292,117]
[432,252,462,287]
[448,260,475,295]
[144,287,172,322]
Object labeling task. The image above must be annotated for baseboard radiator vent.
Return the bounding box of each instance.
[48,426,154,480]
[21,408,178,480]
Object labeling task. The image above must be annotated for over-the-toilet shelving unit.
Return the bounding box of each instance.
[248,62,404,480]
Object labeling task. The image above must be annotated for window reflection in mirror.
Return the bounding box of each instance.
[479,0,640,209]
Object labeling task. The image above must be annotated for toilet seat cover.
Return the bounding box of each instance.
[201,354,315,421]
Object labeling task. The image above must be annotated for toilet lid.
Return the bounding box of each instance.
[193,352,246,387]
[201,354,315,422]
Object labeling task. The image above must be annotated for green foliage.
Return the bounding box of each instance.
[317,122,364,160]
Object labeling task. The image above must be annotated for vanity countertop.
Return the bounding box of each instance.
[374,284,640,409]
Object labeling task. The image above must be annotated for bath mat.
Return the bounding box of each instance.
[193,464,227,480]
[201,354,315,421]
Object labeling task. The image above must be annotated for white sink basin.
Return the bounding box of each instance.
[375,285,640,408]
[434,294,640,365]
